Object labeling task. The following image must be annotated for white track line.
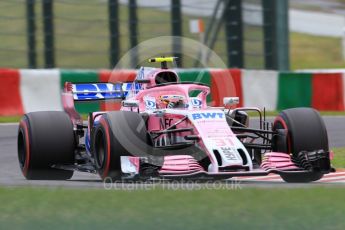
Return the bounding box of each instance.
[0,123,18,126]
[234,172,345,183]
[319,175,345,182]
[322,172,345,178]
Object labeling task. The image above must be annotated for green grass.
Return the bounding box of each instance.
[333,147,345,168]
[0,116,22,123]
[1,1,345,69]
[0,115,89,123]
[247,111,345,117]
[0,186,344,230]
[290,33,345,70]
[318,111,345,116]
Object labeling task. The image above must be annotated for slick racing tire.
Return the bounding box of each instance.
[272,108,328,183]
[92,111,152,181]
[17,111,75,180]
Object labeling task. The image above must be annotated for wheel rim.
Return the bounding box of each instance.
[273,116,292,154]
[95,129,106,168]
[17,130,26,170]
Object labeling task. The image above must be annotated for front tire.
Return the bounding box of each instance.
[272,108,329,183]
[92,111,151,181]
[17,111,75,180]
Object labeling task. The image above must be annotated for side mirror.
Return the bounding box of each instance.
[122,100,139,107]
[223,97,239,106]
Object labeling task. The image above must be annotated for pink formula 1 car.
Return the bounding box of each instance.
[17,57,332,182]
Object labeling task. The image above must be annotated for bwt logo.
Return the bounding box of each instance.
[192,112,224,120]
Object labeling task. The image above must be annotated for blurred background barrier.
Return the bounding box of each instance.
[0,68,344,116]
[0,0,291,70]
[2,0,345,71]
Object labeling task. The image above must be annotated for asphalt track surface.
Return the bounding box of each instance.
[0,116,344,189]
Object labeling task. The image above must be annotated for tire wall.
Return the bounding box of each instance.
[0,68,344,115]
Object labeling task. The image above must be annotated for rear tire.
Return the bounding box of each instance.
[272,108,328,183]
[17,111,75,180]
[92,111,151,181]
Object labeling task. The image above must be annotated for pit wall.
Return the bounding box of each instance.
[0,68,344,116]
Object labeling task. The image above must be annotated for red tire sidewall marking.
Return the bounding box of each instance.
[273,116,292,154]
[100,118,111,178]
[19,120,30,177]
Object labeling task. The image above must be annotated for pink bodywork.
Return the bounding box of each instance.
[261,152,300,171]
[159,155,205,174]
[61,82,83,125]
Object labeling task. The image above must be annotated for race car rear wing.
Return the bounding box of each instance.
[62,82,141,125]
[65,82,136,101]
